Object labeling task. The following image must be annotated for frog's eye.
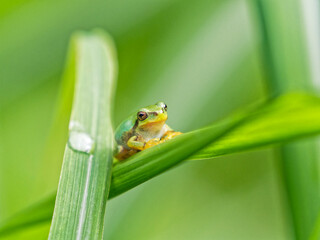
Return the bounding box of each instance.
[163,104,167,111]
[137,111,148,121]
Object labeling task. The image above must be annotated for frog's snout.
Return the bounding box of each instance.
[158,111,167,121]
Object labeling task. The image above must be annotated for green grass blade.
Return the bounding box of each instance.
[2,92,320,238]
[48,30,117,239]
[192,92,320,160]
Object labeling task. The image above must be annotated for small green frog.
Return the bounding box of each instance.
[114,102,182,160]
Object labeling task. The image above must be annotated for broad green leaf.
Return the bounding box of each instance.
[48,30,117,239]
[1,92,320,238]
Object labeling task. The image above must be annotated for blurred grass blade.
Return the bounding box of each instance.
[2,92,320,237]
[310,212,320,240]
[48,30,117,239]
[0,195,55,237]
[251,0,320,239]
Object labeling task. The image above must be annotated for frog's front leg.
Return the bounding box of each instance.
[127,136,146,151]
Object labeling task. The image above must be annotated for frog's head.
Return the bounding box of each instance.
[136,102,168,131]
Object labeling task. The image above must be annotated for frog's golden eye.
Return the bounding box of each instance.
[137,111,148,121]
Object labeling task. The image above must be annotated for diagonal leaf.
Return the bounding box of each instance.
[48,30,117,239]
[191,92,320,160]
[1,92,320,238]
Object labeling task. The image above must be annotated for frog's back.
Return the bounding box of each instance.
[115,115,136,146]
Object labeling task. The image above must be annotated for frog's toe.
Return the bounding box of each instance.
[162,131,182,140]
[145,138,161,149]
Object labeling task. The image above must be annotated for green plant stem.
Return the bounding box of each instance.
[48,30,117,239]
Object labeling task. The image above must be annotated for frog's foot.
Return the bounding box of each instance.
[161,131,182,141]
[144,138,161,149]
[127,136,145,151]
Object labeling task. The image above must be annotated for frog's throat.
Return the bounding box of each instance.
[139,120,166,131]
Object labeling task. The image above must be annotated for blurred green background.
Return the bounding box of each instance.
[1,0,319,239]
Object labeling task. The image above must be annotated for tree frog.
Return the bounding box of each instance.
[114,102,182,160]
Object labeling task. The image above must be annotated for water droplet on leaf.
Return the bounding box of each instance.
[68,131,95,154]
